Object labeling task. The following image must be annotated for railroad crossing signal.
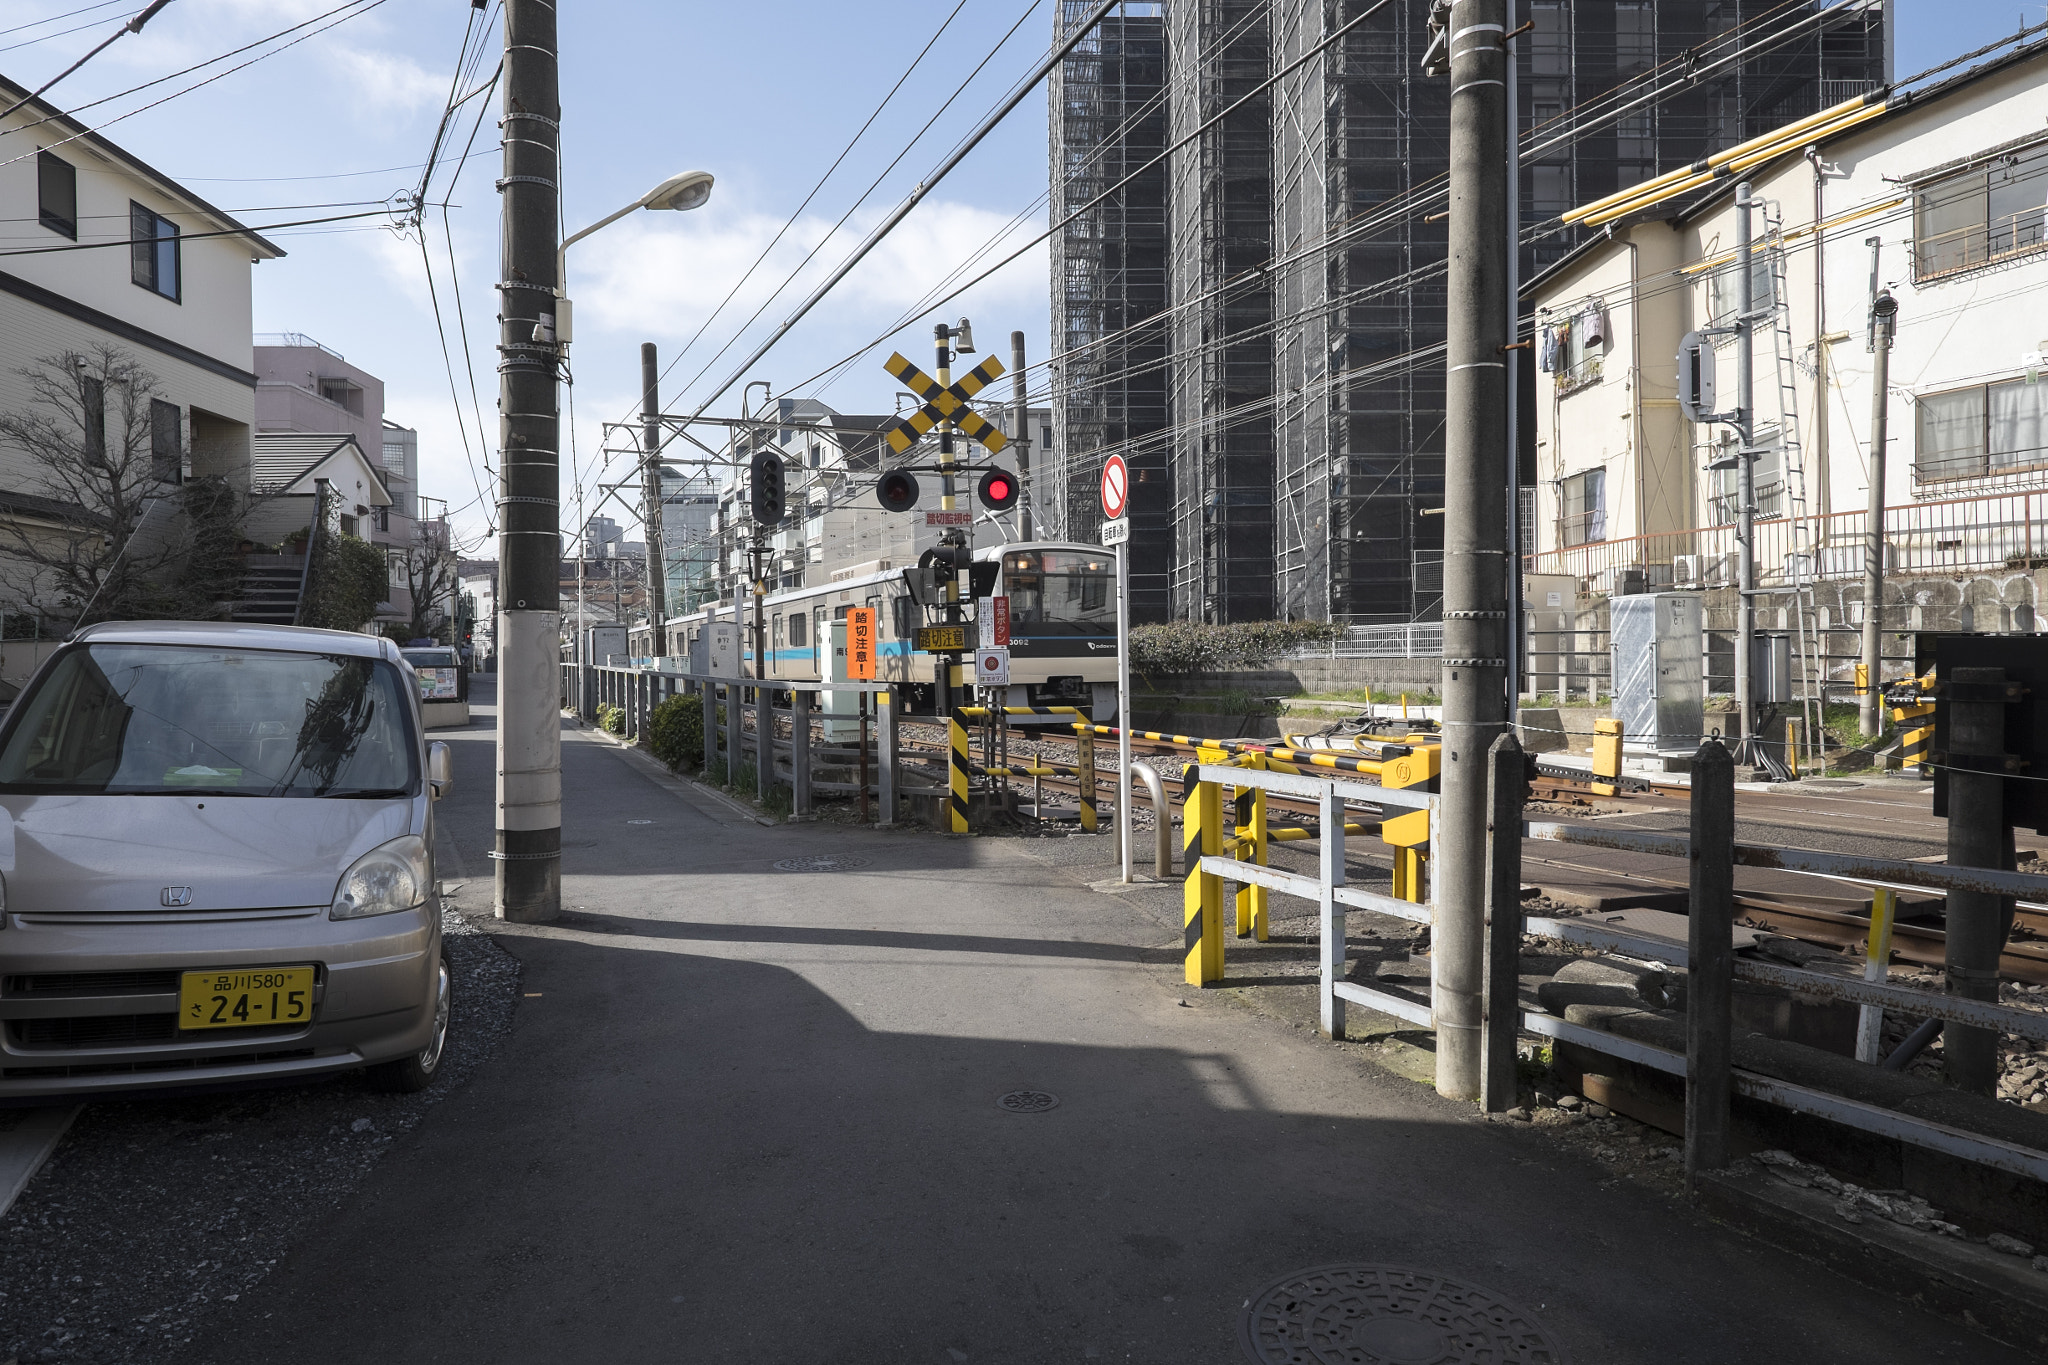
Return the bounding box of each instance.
[883,352,1009,455]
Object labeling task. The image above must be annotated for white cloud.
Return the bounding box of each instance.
[571,196,1048,360]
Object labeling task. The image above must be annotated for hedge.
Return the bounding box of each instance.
[648,692,704,770]
[1128,619,1344,677]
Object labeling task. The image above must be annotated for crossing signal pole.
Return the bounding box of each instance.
[493,0,562,923]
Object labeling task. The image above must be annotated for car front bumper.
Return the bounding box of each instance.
[0,904,438,1101]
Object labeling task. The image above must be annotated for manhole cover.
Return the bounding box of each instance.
[771,854,873,872]
[1238,1264,1563,1364]
[1800,779,1864,790]
[996,1090,1060,1114]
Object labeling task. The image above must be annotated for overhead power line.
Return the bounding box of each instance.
[0,0,176,125]
[683,0,1123,423]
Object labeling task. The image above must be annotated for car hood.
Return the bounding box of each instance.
[0,795,418,913]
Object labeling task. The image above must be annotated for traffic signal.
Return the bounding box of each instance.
[749,452,785,525]
[976,467,1019,512]
[877,469,919,513]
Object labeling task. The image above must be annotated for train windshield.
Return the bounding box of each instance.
[1001,550,1114,631]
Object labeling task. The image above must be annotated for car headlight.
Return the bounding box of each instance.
[331,836,430,920]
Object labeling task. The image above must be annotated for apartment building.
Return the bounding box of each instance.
[1529,37,2048,686]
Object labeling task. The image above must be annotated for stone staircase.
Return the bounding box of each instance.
[230,554,307,626]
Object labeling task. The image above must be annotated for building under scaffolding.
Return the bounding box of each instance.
[1050,0,1888,623]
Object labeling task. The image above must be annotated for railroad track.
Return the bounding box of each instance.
[887,723,2048,985]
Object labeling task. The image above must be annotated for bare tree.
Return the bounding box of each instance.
[393,516,458,642]
[0,345,237,626]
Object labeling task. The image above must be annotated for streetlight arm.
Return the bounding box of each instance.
[556,201,644,295]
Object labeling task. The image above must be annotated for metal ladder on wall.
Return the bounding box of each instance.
[1763,203,1824,774]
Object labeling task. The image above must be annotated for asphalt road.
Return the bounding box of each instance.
[168,688,2026,1364]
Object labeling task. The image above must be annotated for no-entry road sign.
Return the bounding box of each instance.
[1101,453,1128,521]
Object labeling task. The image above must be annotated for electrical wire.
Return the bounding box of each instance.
[0,0,175,125]
[0,0,132,42]
[0,0,392,173]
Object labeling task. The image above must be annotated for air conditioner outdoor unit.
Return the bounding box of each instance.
[1673,554,1701,586]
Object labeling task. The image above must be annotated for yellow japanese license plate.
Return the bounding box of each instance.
[179,966,315,1031]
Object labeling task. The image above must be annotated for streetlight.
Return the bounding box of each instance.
[543,170,714,348]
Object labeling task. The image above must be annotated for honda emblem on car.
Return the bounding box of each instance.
[161,887,193,907]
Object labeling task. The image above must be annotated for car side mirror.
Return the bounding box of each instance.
[428,741,453,800]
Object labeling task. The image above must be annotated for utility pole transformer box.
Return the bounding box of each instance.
[1609,592,1704,756]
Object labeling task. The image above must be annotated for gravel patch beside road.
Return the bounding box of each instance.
[0,906,518,1365]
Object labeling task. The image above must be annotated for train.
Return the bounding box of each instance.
[659,540,1120,719]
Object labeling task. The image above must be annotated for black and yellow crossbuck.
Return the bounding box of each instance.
[883,352,1009,456]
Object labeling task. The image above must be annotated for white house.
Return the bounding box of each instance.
[1528,37,2048,691]
[0,73,282,580]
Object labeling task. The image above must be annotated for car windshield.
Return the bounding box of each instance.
[0,644,417,797]
[1001,550,1114,627]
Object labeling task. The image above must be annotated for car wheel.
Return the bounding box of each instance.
[368,946,450,1094]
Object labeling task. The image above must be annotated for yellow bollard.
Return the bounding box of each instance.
[1591,717,1624,797]
[1183,769,1223,985]
[1231,754,1270,941]
[947,708,971,833]
[1854,886,1898,1064]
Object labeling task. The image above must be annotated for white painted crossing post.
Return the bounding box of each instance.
[790,689,811,817]
[1319,783,1347,1041]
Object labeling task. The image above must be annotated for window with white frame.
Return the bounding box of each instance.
[1708,430,1784,524]
[1913,140,2048,280]
[1559,468,1605,547]
[1706,251,1775,325]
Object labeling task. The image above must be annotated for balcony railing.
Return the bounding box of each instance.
[1530,488,2048,590]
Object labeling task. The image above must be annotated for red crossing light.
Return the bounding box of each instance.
[976,468,1019,512]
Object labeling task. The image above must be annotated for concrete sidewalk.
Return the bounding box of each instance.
[180,688,2024,1364]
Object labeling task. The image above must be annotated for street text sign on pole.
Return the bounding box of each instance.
[1101,453,1129,521]
[992,595,1009,646]
[975,647,1010,687]
[1100,518,1129,546]
[847,607,876,680]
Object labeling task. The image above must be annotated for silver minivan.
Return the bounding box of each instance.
[0,622,452,1100]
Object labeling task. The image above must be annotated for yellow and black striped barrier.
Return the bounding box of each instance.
[947,707,973,833]
[1889,668,1936,772]
[1183,769,1224,985]
[945,705,1089,834]
[1231,751,1270,941]
[1075,723,1097,832]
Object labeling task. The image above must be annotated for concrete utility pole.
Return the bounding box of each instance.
[1433,0,1509,1102]
[1859,275,1897,736]
[1010,330,1033,541]
[1733,183,1757,766]
[641,342,666,649]
[493,0,561,923]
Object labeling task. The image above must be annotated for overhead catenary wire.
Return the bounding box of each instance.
[676,0,1121,426]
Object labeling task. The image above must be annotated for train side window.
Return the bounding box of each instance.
[892,595,916,638]
[772,614,785,647]
[790,613,807,648]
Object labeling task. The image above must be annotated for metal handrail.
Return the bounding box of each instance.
[1524,818,2048,901]
[290,480,325,628]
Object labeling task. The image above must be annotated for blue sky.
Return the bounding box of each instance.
[0,1,2030,553]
